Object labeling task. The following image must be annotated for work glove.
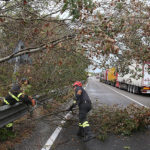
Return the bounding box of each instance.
[31,98,36,107]
[28,96,36,107]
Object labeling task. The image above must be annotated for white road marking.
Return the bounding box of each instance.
[103,84,148,108]
[41,127,61,150]
[41,112,72,150]
[41,83,88,150]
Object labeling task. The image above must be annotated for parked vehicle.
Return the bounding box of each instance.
[100,62,150,94]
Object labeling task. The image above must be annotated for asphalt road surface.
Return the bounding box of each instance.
[14,77,150,150]
[52,77,150,150]
[87,77,150,107]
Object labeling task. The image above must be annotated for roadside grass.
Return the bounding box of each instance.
[0,115,35,150]
[90,104,150,141]
[0,128,16,142]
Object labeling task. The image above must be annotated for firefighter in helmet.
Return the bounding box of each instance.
[3,78,36,130]
[67,81,95,142]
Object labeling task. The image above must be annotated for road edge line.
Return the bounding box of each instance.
[103,84,148,108]
[41,112,72,150]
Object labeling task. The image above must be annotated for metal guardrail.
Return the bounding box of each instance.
[0,93,54,129]
[0,84,76,129]
[0,103,29,128]
[0,94,53,129]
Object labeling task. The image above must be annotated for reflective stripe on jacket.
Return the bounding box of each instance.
[8,92,23,102]
[4,92,23,105]
[3,98,10,105]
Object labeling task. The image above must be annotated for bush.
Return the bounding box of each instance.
[90,104,150,141]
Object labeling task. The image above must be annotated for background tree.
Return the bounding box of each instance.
[0,0,91,97]
[0,0,149,96]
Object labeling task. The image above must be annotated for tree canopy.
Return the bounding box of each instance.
[0,0,149,95]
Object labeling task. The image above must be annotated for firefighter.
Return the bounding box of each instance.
[67,81,95,142]
[3,78,36,130]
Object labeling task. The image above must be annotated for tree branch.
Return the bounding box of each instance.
[0,34,76,63]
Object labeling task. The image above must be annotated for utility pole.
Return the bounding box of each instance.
[11,40,32,84]
[13,40,25,83]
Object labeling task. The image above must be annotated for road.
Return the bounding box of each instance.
[14,77,150,150]
[87,77,150,108]
[52,77,150,150]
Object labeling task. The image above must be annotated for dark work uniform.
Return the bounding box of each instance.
[3,84,32,106]
[75,86,91,125]
[70,86,94,141]
[3,84,32,128]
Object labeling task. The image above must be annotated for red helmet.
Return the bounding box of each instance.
[73,81,82,87]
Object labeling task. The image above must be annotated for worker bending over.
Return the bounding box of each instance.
[3,78,36,130]
[67,81,95,142]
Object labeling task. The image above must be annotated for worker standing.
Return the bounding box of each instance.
[3,78,36,130]
[67,81,95,142]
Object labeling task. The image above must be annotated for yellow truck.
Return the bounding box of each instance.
[107,67,116,86]
[100,67,117,86]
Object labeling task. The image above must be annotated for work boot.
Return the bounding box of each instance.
[83,132,95,142]
[83,127,95,142]
[77,127,84,137]
[7,126,13,131]
[83,133,95,142]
